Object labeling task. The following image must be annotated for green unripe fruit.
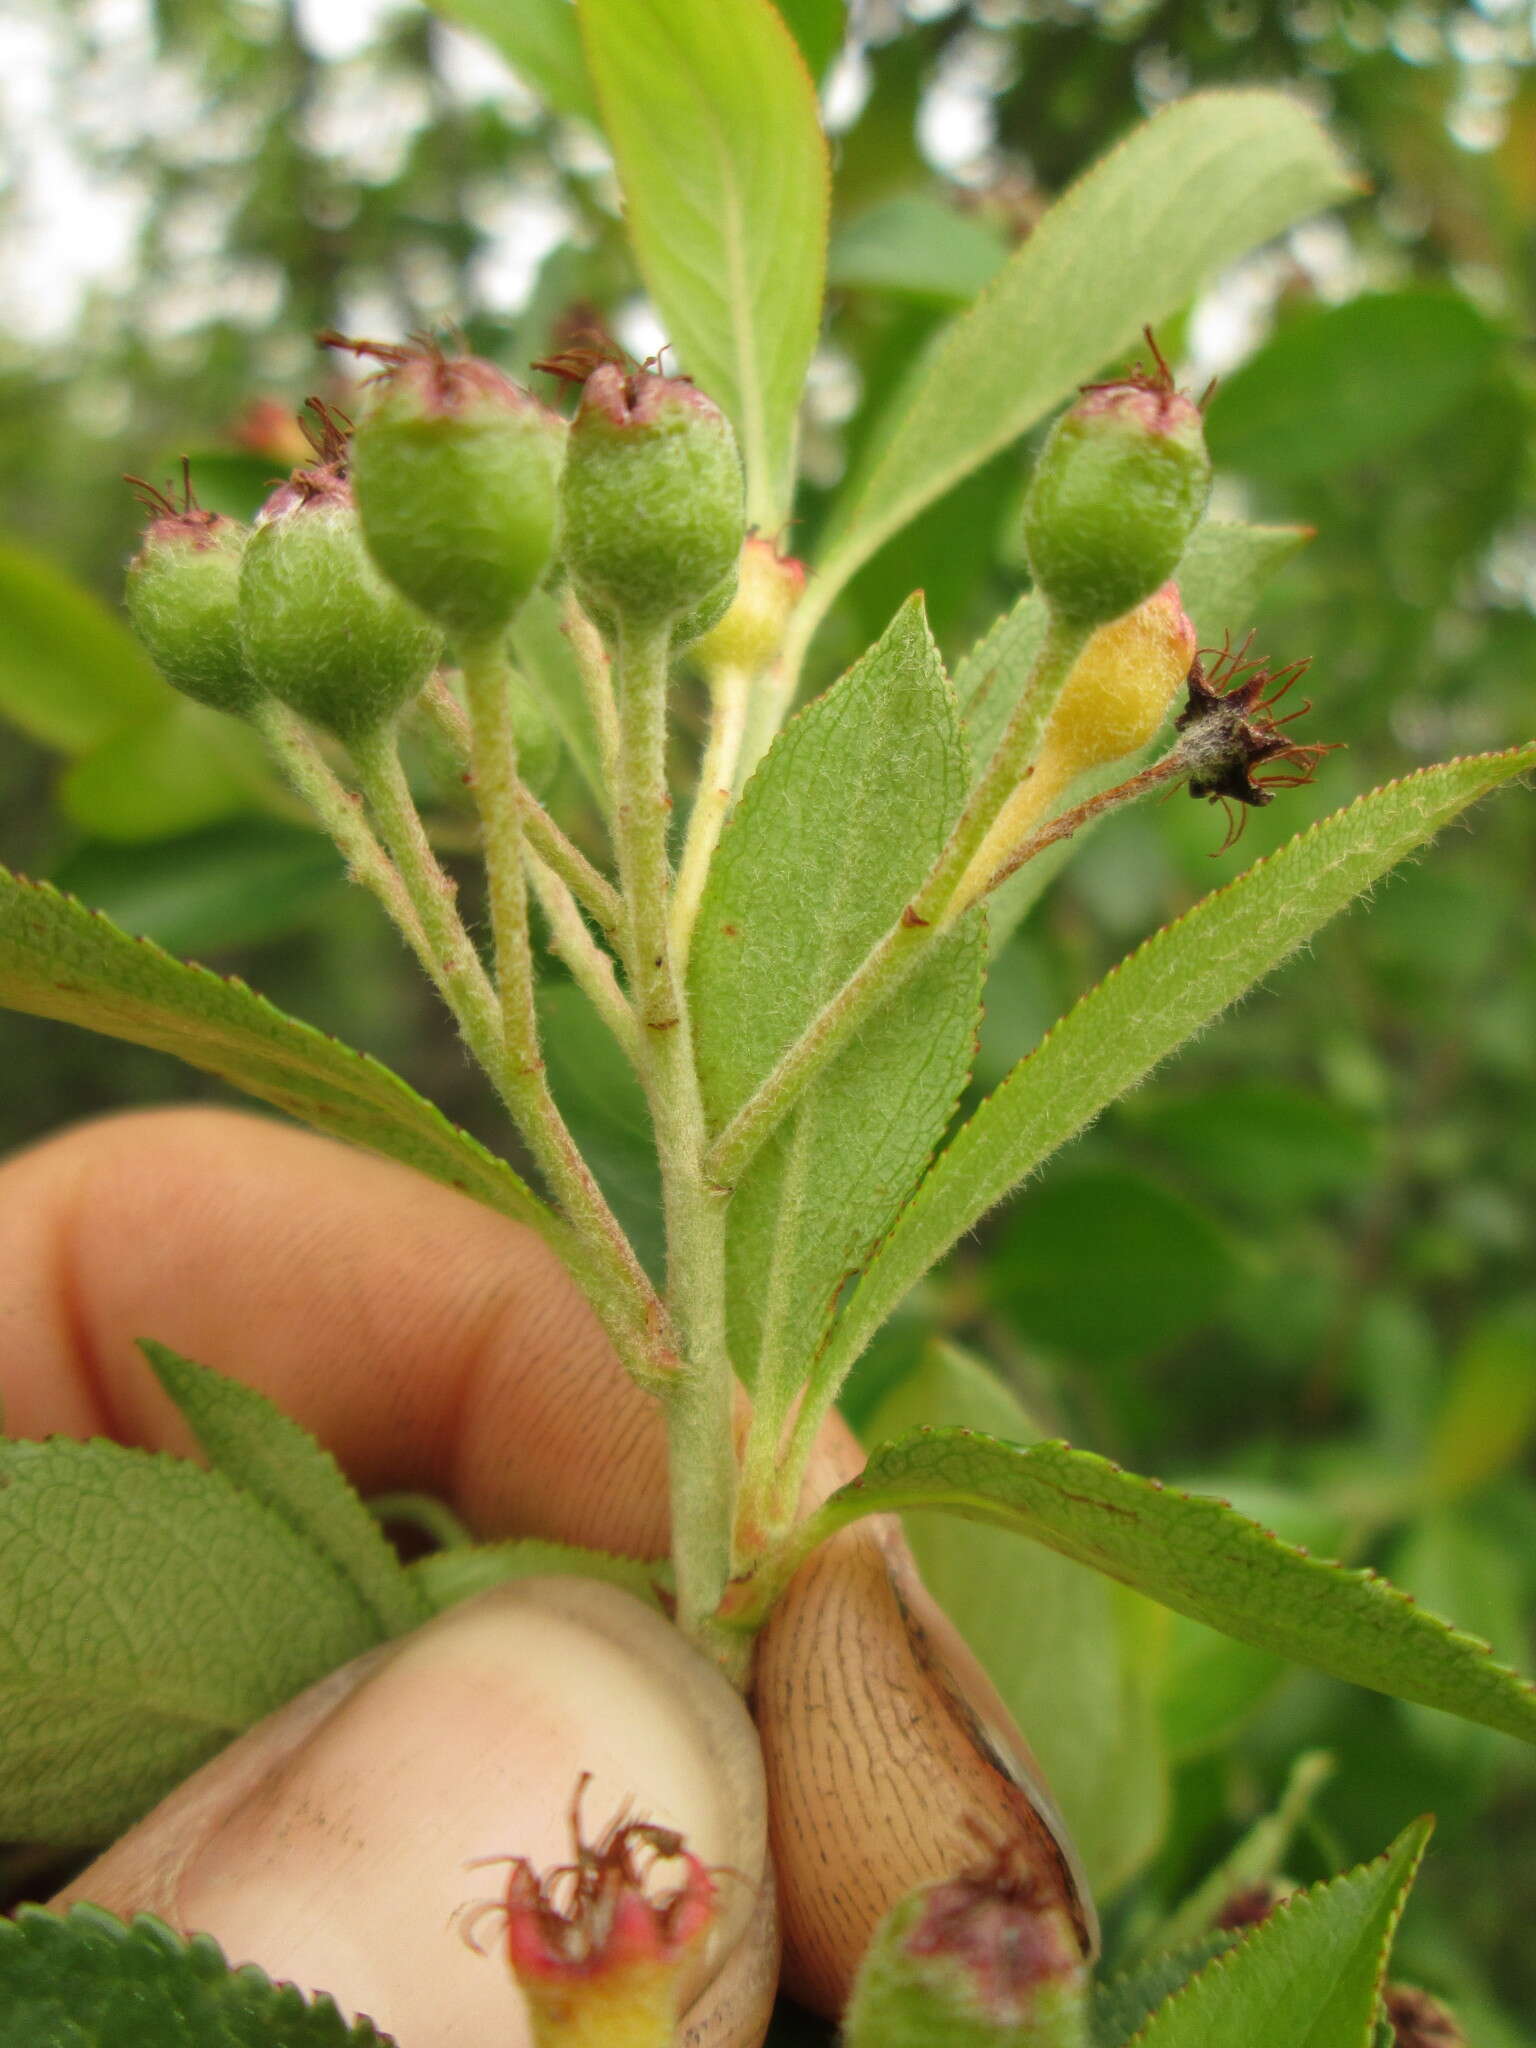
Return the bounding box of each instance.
[845,1872,1090,2048]
[1023,360,1211,630]
[560,366,746,632]
[344,342,565,641]
[126,509,257,717]
[240,480,442,745]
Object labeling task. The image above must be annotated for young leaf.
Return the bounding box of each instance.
[578,0,830,528]
[142,1343,428,1640]
[795,90,1355,658]
[0,1905,394,2047]
[794,1432,1536,1746]
[0,867,550,1232]
[0,1437,386,1841]
[1127,1819,1431,2048]
[810,747,1536,1405]
[689,598,983,1406]
[0,535,167,753]
[426,0,600,125]
[863,1341,1167,1896]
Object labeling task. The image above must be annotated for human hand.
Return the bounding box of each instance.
[0,1108,1074,2043]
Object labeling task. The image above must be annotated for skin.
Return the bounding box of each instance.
[0,1107,1071,2042]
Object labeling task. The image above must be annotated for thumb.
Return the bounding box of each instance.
[52,1581,777,2048]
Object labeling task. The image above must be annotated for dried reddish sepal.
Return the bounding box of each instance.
[1384,1983,1465,2048]
[320,328,540,419]
[466,1777,717,1988]
[1174,630,1339,850]
[124,459,234,552]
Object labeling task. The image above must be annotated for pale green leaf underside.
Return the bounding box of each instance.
[0,1906,394,2047]
[0,1438,385,1842]
[691,597,982,1398]
[579,0,829,528]
[814,747,1536,1395]
[0,866,547,1230]
[143,1344,428,1640]
[1128,1820,1430,2048]
[809,1433,1536,1744]
[802,90,1353,647]
[426,0,599,124]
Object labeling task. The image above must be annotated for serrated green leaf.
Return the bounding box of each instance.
[142,1343,428,1640]
[427,0,599,124]
[1389,1509,1528,1778]
[578,0,830,527]
[0,1438,385,1842]
[810,748,1536,1406]
[1159,1484,1347,1759]
[0,1904,394,2047]
[796,91,1354,657]
[864,1341,1167,1895]
[1128,1820,1430,2048]
[0,534,168,753]
[1206,291,1500,483]
[797,1433,1536,1745]
[690,598,983,1406]
[1092,1934,1242,2048]
[0,865,549,1232]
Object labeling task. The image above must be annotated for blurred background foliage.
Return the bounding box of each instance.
[2,0,1534,2034]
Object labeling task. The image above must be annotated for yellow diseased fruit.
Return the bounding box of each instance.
[958,583,1196,909]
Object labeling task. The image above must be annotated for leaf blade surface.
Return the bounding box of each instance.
[579,0,830,527]
[808,1432,1536,1744]
[0,866,548,1230]
[815,748,1536,1393]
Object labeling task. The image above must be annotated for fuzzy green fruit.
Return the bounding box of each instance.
[345,343,565,642]
[1023,364,1211,630]
[560,367,745,632]
[240,485,442,745]
[125,503,257,717]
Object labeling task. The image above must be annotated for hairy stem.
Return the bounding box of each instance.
[610,617,737,1638]
[422,675,623,935]
[670,662,750,973]
[457,636,672,1381]
[253,698,444,996]
[346,720,507,1080]
[706,614,1093,1193]
[525,849,641,1069]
